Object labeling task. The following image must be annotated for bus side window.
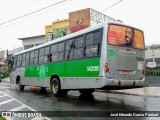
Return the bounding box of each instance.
[51,44,58,62]
[16,55,22,67]
[29,51,34,65]
[12,56,17,69]
[73,48,83,59]
[39,48,45,64]
[73,36,84,60]
[44,46,50,63]
[47,54,52,62]
[58,42,64,61]
[22,53,26,66]
[85,45,98,57]
[75,36,84,48]
[52,53,58,62]
[34,50,39,65]
[93,31,101,44]
[84,30,101,57]
[25,52,30,66]
[85,33,93,46]
[65,39,74,60]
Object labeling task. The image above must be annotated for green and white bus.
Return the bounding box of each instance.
[9,21,145,96]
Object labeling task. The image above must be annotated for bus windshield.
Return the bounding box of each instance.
[108,24,145,49]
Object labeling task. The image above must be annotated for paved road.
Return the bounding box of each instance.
[1,78,160,120]
[0,81,50,120]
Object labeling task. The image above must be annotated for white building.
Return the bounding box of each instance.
[8,47,23,57]
[145,49,160,66]
[18,35,45,50]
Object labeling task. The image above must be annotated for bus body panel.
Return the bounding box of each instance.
[107,46,145,80]
[9,21,145,91]
[99,22,145,88]
[24,58,101,89]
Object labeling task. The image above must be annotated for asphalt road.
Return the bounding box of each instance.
[0,80,160,120]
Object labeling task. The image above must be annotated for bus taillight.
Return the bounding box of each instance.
[105,63,109,72]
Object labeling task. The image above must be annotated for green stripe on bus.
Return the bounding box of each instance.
[25,58,100,78]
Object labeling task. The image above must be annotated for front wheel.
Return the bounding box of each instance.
[51,78,68,97]
[17,78,24,91]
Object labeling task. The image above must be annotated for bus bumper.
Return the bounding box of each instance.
[100,77,145,88]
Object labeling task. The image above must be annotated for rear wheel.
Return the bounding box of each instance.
[51,78,68,97]
[17,78,24,91]
[79,89,95,95]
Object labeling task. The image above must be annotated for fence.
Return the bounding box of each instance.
[145,67,160,86]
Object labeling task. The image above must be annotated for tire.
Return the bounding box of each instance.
[51,78,68,97]
[17,78,24,91]
[79,89,95,95]
[40,87,46,94]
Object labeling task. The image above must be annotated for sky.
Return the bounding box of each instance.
[0,0,160,51]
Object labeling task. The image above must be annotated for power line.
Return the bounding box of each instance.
[88,0,124,21]
[0,0,68,26]
[69,0,124,22]
[101,0,124,12]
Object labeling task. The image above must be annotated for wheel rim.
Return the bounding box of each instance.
[52,81,58,93]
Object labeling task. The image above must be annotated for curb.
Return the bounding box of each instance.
[97,89,160,98]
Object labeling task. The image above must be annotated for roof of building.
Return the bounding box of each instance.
[18,35,45,40]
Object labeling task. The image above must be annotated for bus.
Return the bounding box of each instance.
[9,21,145,96]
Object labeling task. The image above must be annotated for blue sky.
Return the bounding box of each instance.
[0,0,160,50]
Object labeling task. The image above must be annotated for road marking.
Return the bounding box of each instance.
[9,104,26,111]
[0,99,14,105]
[0,92,51,120]
[2,92,36,111]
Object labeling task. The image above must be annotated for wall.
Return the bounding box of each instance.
[19,35,45,50]
[69,8,90,33]
[45,19,69,42]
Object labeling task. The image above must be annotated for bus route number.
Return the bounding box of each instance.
[87,66,99,72]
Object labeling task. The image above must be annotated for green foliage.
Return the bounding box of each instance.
[1,73,9,79]
[0,114,7,120]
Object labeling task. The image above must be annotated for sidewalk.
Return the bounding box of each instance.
[1,77,160,97]
[1,77,10,83]
[107,87,160,97]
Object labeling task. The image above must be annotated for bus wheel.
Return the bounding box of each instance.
[17,78,24,91]
[51,78,68,97]
[40,87,46,94]
[79,89,95,95]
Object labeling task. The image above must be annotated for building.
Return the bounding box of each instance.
[45,19,69,42]
[69,8,116,33]
[8,47,23,57]
[45,8,117,42]
[18,35,45,50]
[0,51,5,60]
[145,45,160,67]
